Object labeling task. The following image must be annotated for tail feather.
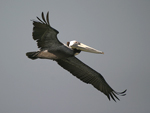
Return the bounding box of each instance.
[26,51,39,60]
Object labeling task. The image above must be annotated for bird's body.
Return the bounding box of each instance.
[26,12,126,101]
[32,45,74,59]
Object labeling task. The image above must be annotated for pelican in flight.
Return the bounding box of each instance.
[26,12,126,101]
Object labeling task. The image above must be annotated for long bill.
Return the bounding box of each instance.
[71,43,104,54]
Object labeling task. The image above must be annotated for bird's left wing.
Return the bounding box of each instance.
[32,12,63,49]
[56,57,126,101]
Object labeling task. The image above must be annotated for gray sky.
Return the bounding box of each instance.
[0,0,150,113]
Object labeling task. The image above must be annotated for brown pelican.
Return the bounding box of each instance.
[26,12,126,101]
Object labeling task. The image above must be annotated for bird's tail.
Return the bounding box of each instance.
[26,51,40,60]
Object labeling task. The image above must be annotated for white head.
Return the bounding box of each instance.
[67,40,104,54]
[68,40,78,47]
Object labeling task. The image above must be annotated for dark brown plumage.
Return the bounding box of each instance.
[26,12,126,101]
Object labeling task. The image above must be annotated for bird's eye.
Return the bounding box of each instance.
[75,42,80,44]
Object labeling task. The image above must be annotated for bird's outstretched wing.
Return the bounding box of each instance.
[32,12,62,49]
[56,57,126,101]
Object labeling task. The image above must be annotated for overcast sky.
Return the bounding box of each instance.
[0,0,150,113]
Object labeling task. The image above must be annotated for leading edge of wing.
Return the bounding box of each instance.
[56,57,126,102]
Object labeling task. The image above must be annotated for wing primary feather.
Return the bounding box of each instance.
[109,93,116,102]
[107,95,110,101]
[112,92,120,101]
[46,12,50,25]
[115,89,127,96]
[41,12,47,24]
[36,16,44,24]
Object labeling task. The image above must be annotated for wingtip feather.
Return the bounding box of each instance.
[42,12,47,24]
[46,11,50,25]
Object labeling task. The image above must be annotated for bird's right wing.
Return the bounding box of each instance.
[32,12,63,49]
[56,57,126,101]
